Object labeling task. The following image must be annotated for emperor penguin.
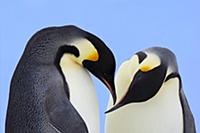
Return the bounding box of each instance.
[6,25,116,133]
[105,47,196,133]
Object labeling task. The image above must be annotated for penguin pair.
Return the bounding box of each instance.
[6,25,196,133]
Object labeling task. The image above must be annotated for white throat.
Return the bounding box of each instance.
[106,78,183,133]
[60,54,100,133]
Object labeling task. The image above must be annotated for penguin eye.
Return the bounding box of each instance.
[134,70,151,83]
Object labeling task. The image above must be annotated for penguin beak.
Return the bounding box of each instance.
[105,101,123,113]
[82,60,116,105]
[101,74,116,105]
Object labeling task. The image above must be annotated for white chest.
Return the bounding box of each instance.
[106,79,183,133]
[60,55,100,133]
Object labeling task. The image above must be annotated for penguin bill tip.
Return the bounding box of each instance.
[105,103,122,114]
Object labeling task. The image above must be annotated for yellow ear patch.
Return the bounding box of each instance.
[140,65,153,72]
[86,51,99,62]
[71,39,100,64]
[139,53,160,72]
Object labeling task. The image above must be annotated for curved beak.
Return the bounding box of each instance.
[105,102,123,114]
[82,59,116,104]
[101,74,116,105]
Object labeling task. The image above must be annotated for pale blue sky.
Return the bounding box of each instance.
[0,0,199,132]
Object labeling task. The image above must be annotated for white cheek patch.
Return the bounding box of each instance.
[115,55,140,104]
[69,39,99,65]
[128,55,140,75]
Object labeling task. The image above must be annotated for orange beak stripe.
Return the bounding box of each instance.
[86,52,99,62]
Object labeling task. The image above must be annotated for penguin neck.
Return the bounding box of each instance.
[60,54,100,133]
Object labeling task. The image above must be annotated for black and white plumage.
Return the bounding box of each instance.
[106,47,196,133]
[6,25,116,133]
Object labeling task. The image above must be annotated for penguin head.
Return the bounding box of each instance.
[106,47,181,113]
[57,26,117,103]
